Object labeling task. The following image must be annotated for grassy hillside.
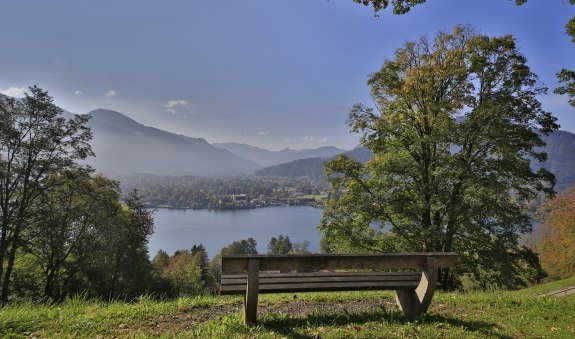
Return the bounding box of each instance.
[1,279,574,338]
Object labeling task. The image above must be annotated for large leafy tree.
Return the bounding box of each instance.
[320,26,558,288]
[0,87,92,302]
[352,0,575,109]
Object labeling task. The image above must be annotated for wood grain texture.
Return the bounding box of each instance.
[244,259,259,325]
[222,253,457,273]
[221,280,420,295]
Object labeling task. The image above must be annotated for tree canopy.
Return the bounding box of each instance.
[0,87,93,302]
[352,0,575,111]
[320,26,557,288]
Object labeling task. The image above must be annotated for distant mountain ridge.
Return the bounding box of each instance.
[538,130,575,191]
[213,142,346,167]
[254,147,372,180]
[255,135,575,192]
[81,109,262,176]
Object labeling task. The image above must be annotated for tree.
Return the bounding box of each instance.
[351,1,575,112]
[291,241,311,254]
[219,238,258,256]
[267,235,293,254]
[26,171,114,301]
[191,244,210,285]
[320,26,558,289]
[536,188,575,279]
[210,238,258,285]
[106,190,154,298]
[0,86,92,303]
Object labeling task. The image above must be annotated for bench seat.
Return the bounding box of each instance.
[220,271,422,294]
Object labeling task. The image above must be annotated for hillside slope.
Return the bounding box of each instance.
[253,146,373,180]
[2,280,574,337]
[84,109,262,175]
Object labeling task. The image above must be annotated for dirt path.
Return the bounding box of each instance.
[118,297,396,336]
[541,285,575,297]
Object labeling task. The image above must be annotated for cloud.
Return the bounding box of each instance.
[302,135,327,143]
[0,86,25,97]
[74,90,83,96]
[257,130,270,136]
[284,138,291,142]
[106,89,116,98]
[163,99,190,114]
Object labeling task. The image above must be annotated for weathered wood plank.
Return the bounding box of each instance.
[222,253,457,273]
[244,259,259,325]
[221,280,421,295]
[222,274,422,285]
[222,271,422,279]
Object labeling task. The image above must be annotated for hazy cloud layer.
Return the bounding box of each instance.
[0,86,25,97]
[163,99,190,114]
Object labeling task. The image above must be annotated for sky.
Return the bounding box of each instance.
[1,0,574,151]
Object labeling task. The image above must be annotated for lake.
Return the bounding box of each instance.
[148,206,323,259]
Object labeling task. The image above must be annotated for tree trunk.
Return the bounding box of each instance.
[1,241,19,303]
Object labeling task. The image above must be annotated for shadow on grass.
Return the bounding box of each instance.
[259,308,509,339]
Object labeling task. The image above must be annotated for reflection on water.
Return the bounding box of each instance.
[148,206,323,259]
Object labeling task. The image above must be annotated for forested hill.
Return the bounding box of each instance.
[255,132,575,191]
[79,109,263,175]
[213,142,346,167]
[253,157,328,180]
[254,147,373,180]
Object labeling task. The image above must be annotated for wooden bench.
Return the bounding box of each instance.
[220,252,457,324]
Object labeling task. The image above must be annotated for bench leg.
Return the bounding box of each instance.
[395,257,438,320]
[245,259,259,325]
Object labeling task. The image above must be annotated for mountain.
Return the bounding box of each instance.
[81,109,262,175]
[538,130,575,191]
[254,134,575,192]
[254,157,327,181]
[254,146,372,180]
[212,142,346,167]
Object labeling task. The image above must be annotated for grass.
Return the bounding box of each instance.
[1,280,574,338]
[512,277,575,296]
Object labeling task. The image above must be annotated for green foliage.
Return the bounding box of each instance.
[11,176,157,302]
[255,158,328,181]
[209,238,259,286]
[191,244,211,286]
[164,251,204,296]
[555,69,575,108]
[320,26,557,289]
[267,235,293,254]
[351,0,426,15]
[0,86,93,302]
[219,238,258,256]
[152,245,215,297]
[567,14,575,44]
[351,0,530,15]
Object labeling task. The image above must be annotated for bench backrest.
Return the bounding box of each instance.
[221,252,457,274]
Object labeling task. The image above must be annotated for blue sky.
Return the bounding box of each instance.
[1,0,573,150]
